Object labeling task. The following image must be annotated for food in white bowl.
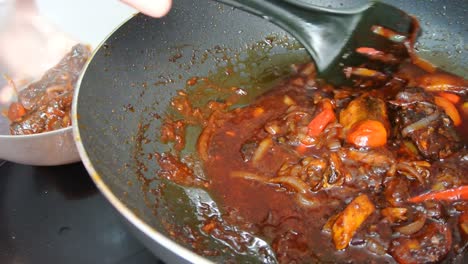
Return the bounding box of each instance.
[6,44,90,135]
[0,0,134,166]
[0,44,91,165]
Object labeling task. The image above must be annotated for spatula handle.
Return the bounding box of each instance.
[215,0,358,72]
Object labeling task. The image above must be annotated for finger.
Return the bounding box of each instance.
[120,0,172,18]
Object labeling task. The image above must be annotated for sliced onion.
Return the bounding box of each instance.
[366,238,387,256]
[46,85,67,94]
[395,215,426,235]
[381,207,408,223]
[284,111,310,120]
[269,176,310,194]
[345,148,394,167]
[197,126,213,161]
[197,113,219,161]
[230,171,267,182]
[296,193,320,208]
[283,95,296,106]
[401,111,439,137]
[396,162,429,184]
[327,139,341,151]
[252,137,273,165]
[265,123,280,135]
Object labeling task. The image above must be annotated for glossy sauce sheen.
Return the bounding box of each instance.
[187,62,467,263]
[8,44,91,135]
[205,79,387,262]
[157,44,468,262]
[206,89,365,262]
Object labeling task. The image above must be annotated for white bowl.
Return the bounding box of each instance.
[0,127,79,166]
[0,0,135,166]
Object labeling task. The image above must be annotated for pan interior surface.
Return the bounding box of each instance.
[75,0,307,262]
[74,0,466,263]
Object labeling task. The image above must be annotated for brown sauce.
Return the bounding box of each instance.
[157,59,467,262]
[6,44,91,135]
[154,25,468,263]
[202,62,468,263]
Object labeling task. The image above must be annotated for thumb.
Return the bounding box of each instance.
[120,0,172,18]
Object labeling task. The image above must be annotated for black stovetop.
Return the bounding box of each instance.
[0,161,162,264]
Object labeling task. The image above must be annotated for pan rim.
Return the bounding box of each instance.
[71,12,213,264]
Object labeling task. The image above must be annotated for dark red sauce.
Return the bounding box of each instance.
[156,24,467,263]
[7,44,91,135]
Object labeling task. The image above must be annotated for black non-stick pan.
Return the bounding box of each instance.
[73,0,466,263]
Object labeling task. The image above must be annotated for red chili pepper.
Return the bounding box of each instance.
[355,47,397,63]
[371,25,407,43]
[438,92,460,104]
[307,107,336,137]
[343,67,386,80]
[8,102,26,122]
[346,120,387,148]
[408,186,468,203]
[434,96,461,126]
[296,143,308,154]
[356,47,383,56]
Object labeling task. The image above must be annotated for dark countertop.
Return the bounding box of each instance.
[0,161,162,264]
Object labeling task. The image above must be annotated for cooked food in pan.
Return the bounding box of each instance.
[157,24,467,263]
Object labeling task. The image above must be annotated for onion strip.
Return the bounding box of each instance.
[197,113,219,161]
[394,215,426,235]
[252,137,273,165]
[396,162,430,183]
[401,111,439,137]
[296,193,320,208]
[269,176,310,194]
[230,171,268,182]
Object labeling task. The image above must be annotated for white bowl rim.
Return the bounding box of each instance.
[0,125,71,139]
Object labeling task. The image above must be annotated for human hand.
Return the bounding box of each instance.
[0,0,76,82]
[120,0,172,18]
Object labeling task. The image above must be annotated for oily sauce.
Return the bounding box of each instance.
[203,68,394,263]
[7,44,91,135]
[158,60,467,263]
[154,24,468,261]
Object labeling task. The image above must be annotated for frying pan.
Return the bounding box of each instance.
[73,0,466,263]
